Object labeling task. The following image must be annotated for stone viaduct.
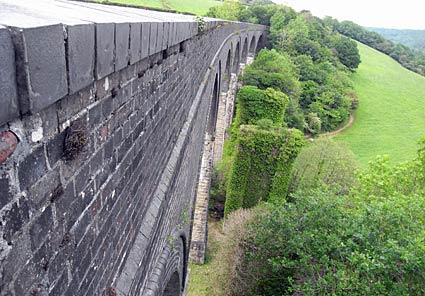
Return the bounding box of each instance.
[0,1,267,295]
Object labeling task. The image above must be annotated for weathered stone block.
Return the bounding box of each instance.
[162,22,170,50]
[175,22,185,44]
[95,23,115,79]
[149,22,158,56]
[67,24,95,94]
[115,23,130,71]
[141,22,150,59]
[0,174,12,209]
[156,22,164,53]
[46,130,66,166]
[13,24,68,114]
[167,22,175,47]
[0,26,19,125]
[18,145,48,190]
[2,197,31,243]
[129,23,141,64]
[29,206,53,250]
[88,102,102,129]
[0,130,18,165]
[28,167,61,207]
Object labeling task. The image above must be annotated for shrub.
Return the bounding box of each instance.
[355,138,425,198]
[211,208,257,296]
[237,190,425,295]
[236,86,289,126]
[241,49,300,97]
[305,112,321,135]
[289,138,359,193]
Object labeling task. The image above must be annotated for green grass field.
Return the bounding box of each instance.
[187,220,221,296]
[335,42,425,166]
[91,0,219,15]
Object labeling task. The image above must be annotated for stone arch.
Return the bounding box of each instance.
[163,272,180,296]
[221,49,232,92]
[157,237,186,296]
[249,35,256,57]
[242,37,248,63]
[232,42,240,74]
[256,34,265,54]
[206,73,220,137]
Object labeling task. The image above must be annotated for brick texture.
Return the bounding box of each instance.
[0,6,267,295]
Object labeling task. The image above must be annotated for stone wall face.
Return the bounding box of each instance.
[0,2,267,295]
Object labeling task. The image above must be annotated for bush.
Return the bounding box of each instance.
[236,190,425,295]
[241,49,300,98]
[355,138,425,198]
[211,208,257,296]
[236,86,289,126]
[305,112,321,135]
[289,138,359,193]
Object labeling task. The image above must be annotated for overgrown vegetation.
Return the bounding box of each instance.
[211,139,425,296]
[190,2,425,296]
[217,4,361,134]
[289,138,359,193]
[224,125,303,215]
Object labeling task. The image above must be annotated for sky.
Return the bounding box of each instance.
[273,0,425,30]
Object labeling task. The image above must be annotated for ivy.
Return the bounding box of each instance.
[237,86,289,126]
[224,125,303,216]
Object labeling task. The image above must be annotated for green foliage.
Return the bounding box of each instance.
[355,138,425,197]
[247,49,298,76]
[305,112,321,135]
[332,35,361,70]
[195,16,206,33]
[224,126,303,216]
[284,97,306,131]
[308,87,351,131]
[205,0,245,21]
[267,8,358,134]
[209,3,360,135]
[242,49,300,97]
[219,140,425,296]
[290,138,359,193]
[269,6,298,47]
[236,86,289,126]
[238,4,277,26]
[237,190,425,295]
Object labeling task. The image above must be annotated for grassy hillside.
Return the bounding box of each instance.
[336,42,425,166]
[91,0,219,15]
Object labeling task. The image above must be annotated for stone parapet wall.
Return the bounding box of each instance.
[0,1,267,295]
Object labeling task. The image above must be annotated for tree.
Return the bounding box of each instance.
[332,35,361,70]
[236,86,289,126]
[205,0,245,21]
[289,138,359,192]
[242,49,300,97]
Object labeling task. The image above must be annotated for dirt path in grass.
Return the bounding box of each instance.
[321,114,355,138]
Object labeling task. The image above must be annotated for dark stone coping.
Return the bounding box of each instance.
[0,0,267,126]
